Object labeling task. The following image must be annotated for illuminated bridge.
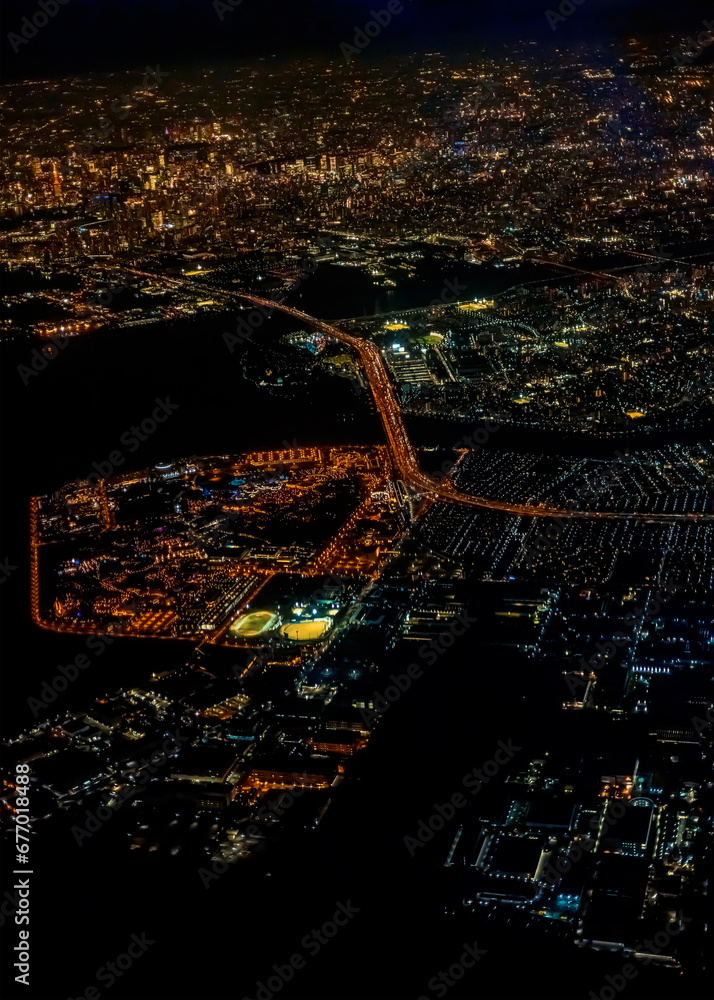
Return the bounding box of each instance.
[115,268,711,523]
[237,294,713,524]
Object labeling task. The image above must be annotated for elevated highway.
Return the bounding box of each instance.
[237,293,713,523]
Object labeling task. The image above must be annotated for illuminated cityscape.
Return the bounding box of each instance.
[1,4,712,999]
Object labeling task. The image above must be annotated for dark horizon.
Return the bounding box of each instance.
[2,0,713,83]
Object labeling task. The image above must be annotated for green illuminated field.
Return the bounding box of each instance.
[229,611,277,637]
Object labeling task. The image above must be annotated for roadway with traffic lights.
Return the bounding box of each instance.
[237,293,713,523]
[113,268,712,523]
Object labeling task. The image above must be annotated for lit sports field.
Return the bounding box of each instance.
[279,618,332,642]
[229,611,277,638]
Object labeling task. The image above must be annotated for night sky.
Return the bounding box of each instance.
[2,0,713,81]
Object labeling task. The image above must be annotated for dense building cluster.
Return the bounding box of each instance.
[1,35,712,994]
